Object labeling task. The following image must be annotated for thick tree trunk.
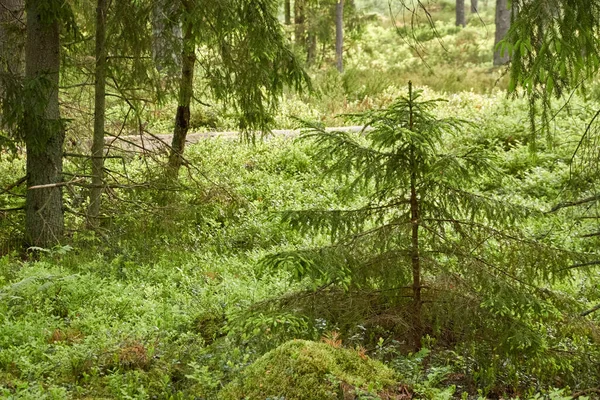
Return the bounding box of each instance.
[408,82,422,351]
[494,0,511,66]
[167,9,195,179]
[294,0,306,48]
[24,0,64,247]
[456,0,466,27]
[335,0,344,73]
[284,0,291,25]
[471,0,478,13]
[0,0,25,120]
[88,0,108,225]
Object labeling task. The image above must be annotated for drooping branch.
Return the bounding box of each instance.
[0,176,27,195]
[581,303,600,317]
[560,261,600,271]
[549,194,600,213]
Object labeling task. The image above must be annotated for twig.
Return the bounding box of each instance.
[0,176,27,195]
[581,304,600,317]
[560,261,600,271]
[63,152,125,160]
[580,231,600,238]
[572,388,600,398]
[28,178,85,190]
[550,194,600,213]
[0,206,24,212]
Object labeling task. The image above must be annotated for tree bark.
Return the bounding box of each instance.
[456,0,466,27]
[0,0,25,122]
[167,3,195,179]
[471,0,478,13]
[494,0,511,66]
[152,0,182,73]
[335,0,344,73]
[307,31,317,66]
[284,0,291,25]
[88,0,108,225]
[294,0,306,48]
[408,82,422,351]
[24,0,64,247]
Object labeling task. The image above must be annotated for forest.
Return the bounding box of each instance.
[0,0,599,398]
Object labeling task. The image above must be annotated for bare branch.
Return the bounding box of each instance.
[0,176,27,195]
[560,261,600,271]
[549,194,600,213]
[581,304,600,317]
[28,178,85,190]
[0,206,24,212]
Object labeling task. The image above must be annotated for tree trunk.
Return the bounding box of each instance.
[335,0,344,73]
[0,0,25,123]
[24,0,64,247]
[408,82,422,351]
[456,0,466,27]
[284,0,291,25]
[88,0,108,225]
[493,0,511,66]
[167,5,195,179]
[307,31,317,66]
[152,0,182,73]
[471,0,478,13]
[294,0,306,48]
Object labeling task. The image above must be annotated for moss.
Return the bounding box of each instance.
[219,339,398,400]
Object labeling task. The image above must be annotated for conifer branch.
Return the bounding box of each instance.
[0,176,27,195]
[560,261,600,271]
[580,304,600,317]
[549,194,600,213]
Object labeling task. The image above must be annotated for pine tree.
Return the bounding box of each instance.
[265,83,579,349]
[23,0,64,246]
[493,0,511,66]
[456,0,466,27]
[166,0,309,178]
[508,0,600,318]
[471,0,478,13]
[0,0,24,143]
[335,0,344,73]
[88,0,108,225]
[0,0,24,103]
[285,0,292,25]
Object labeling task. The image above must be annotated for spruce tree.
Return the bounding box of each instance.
[23,0,64,246]
[88,0,108,225]
[493,0,511,66]
[335,0,344,73]
[456,0,466,27]
[166,0,309,178]
[265,83,580,349]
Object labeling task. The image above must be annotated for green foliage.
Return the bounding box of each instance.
[506,0,600,148]
[1,105,600,396]
[263,84,598,393]
[184,0,309,138]
[508,0,600,100]
[266,85,571,294]
[2,6,600,398]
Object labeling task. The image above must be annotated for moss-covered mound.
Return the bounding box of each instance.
[219,339,399,400]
